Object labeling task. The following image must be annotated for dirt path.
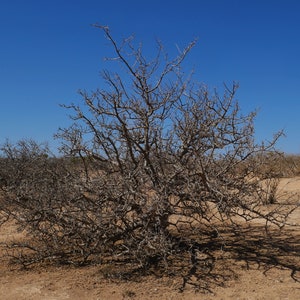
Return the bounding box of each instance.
[0,267,299,300]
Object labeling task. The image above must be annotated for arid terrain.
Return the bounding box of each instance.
[0,177,300,300]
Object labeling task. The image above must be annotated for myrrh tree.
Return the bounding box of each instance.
[0,26,291,275]
[56,25,286,264]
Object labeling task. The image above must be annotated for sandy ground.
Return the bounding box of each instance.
[0,178,300,300]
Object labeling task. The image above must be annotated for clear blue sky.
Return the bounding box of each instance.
[1,0,300,153]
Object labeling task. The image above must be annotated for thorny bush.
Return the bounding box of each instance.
[0,26,297,282]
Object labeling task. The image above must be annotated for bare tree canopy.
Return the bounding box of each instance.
[0,26,297,289]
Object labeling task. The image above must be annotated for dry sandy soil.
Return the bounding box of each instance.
[0,177,300,300]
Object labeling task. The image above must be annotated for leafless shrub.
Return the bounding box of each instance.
[277,154,300,177]
[260,177,280,205]
[0,140,91,265]
[0,26,297,288]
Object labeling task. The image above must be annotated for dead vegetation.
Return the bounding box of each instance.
[0,26,299,293]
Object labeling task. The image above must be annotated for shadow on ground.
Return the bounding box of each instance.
[96,224,300,293]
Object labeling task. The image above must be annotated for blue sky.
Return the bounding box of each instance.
[1,0,300,153]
